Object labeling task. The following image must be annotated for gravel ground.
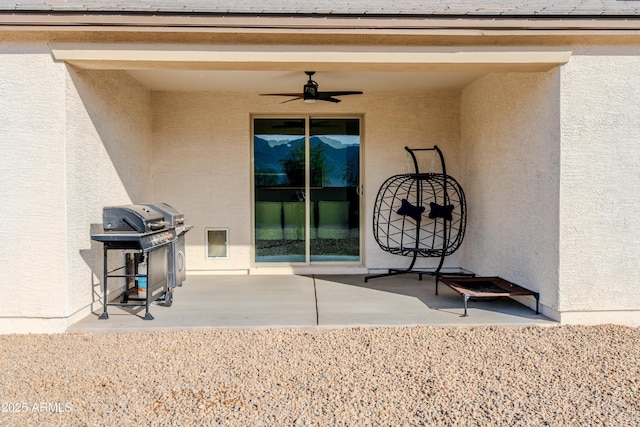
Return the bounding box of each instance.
[1,325,639,426]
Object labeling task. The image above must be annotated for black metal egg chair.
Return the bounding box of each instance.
[364,146,467,282]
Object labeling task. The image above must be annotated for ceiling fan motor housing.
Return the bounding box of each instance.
[303,81,318,100]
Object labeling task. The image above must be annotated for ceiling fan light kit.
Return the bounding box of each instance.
[261,71,362,104]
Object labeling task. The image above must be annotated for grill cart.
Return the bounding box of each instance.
[91,204,190,320]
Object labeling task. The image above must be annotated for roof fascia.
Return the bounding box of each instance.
[2,13,640,35]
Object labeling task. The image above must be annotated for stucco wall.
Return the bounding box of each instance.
[151,91,461,272]
[460,71,562,315]
[0,42,68,333]
[65,68,153,324]
[0,42,152,333]
[559,49,640,323]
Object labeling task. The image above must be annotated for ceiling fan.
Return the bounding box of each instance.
[260,71,363,103]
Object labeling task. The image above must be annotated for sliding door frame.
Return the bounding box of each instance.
[251,113,364,267]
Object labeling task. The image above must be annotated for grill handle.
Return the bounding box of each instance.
[149,221,168,231]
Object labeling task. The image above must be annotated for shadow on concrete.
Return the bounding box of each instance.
[68,274,555,334]
[312,274,547,326]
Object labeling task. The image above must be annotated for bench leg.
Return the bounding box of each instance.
[461,294,470,317]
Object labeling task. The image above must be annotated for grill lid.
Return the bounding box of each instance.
[103,204,167,233]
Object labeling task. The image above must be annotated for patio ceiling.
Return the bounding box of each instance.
[124,70,484,92]
[51,44,571,92]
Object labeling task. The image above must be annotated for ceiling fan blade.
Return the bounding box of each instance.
[260,93,304,97]
[260,93,304,103]
[320,91,363,96]
[279,97,304,104]
[319,96,341,103]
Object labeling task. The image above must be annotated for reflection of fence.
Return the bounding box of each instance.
[255,201,284,240]
[255,201,351,240]
[283,202,316,239]
[317,201,349,239]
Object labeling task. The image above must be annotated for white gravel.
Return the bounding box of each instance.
[1,325,639,426]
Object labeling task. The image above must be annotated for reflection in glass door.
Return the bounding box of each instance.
[254,118,306,262]
[253,117,360,263]
[309,118,360,262]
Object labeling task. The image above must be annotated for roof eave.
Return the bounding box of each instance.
[2,12,640,34]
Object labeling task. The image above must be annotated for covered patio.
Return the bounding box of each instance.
[3,0,639,333]
[55,44,567,330]
[68,274,554,333]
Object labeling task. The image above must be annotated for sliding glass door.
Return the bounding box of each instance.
[253,117,360,263]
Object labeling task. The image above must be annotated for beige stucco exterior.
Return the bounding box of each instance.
[0,42,68,332]
[0,28,639,332]
[461,70,562,318]
[0,41,153,332]
[558,48,640,324]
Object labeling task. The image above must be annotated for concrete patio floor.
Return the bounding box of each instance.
[68,274,556,333]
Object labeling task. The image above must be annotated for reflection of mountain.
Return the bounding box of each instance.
[311,137,360,186]
[254,136,303,173]
[254,135,359,187]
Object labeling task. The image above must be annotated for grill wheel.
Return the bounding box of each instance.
[163,290,173,307]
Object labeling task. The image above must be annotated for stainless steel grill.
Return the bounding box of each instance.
[144,203,192,288]
[91,203,191,320]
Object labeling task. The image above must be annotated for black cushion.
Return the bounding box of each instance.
[397,199,425,222]
[429,202,454,221]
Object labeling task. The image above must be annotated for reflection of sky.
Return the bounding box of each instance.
[258,134,360,147]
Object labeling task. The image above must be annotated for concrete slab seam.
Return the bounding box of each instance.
[312,274,319,326]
